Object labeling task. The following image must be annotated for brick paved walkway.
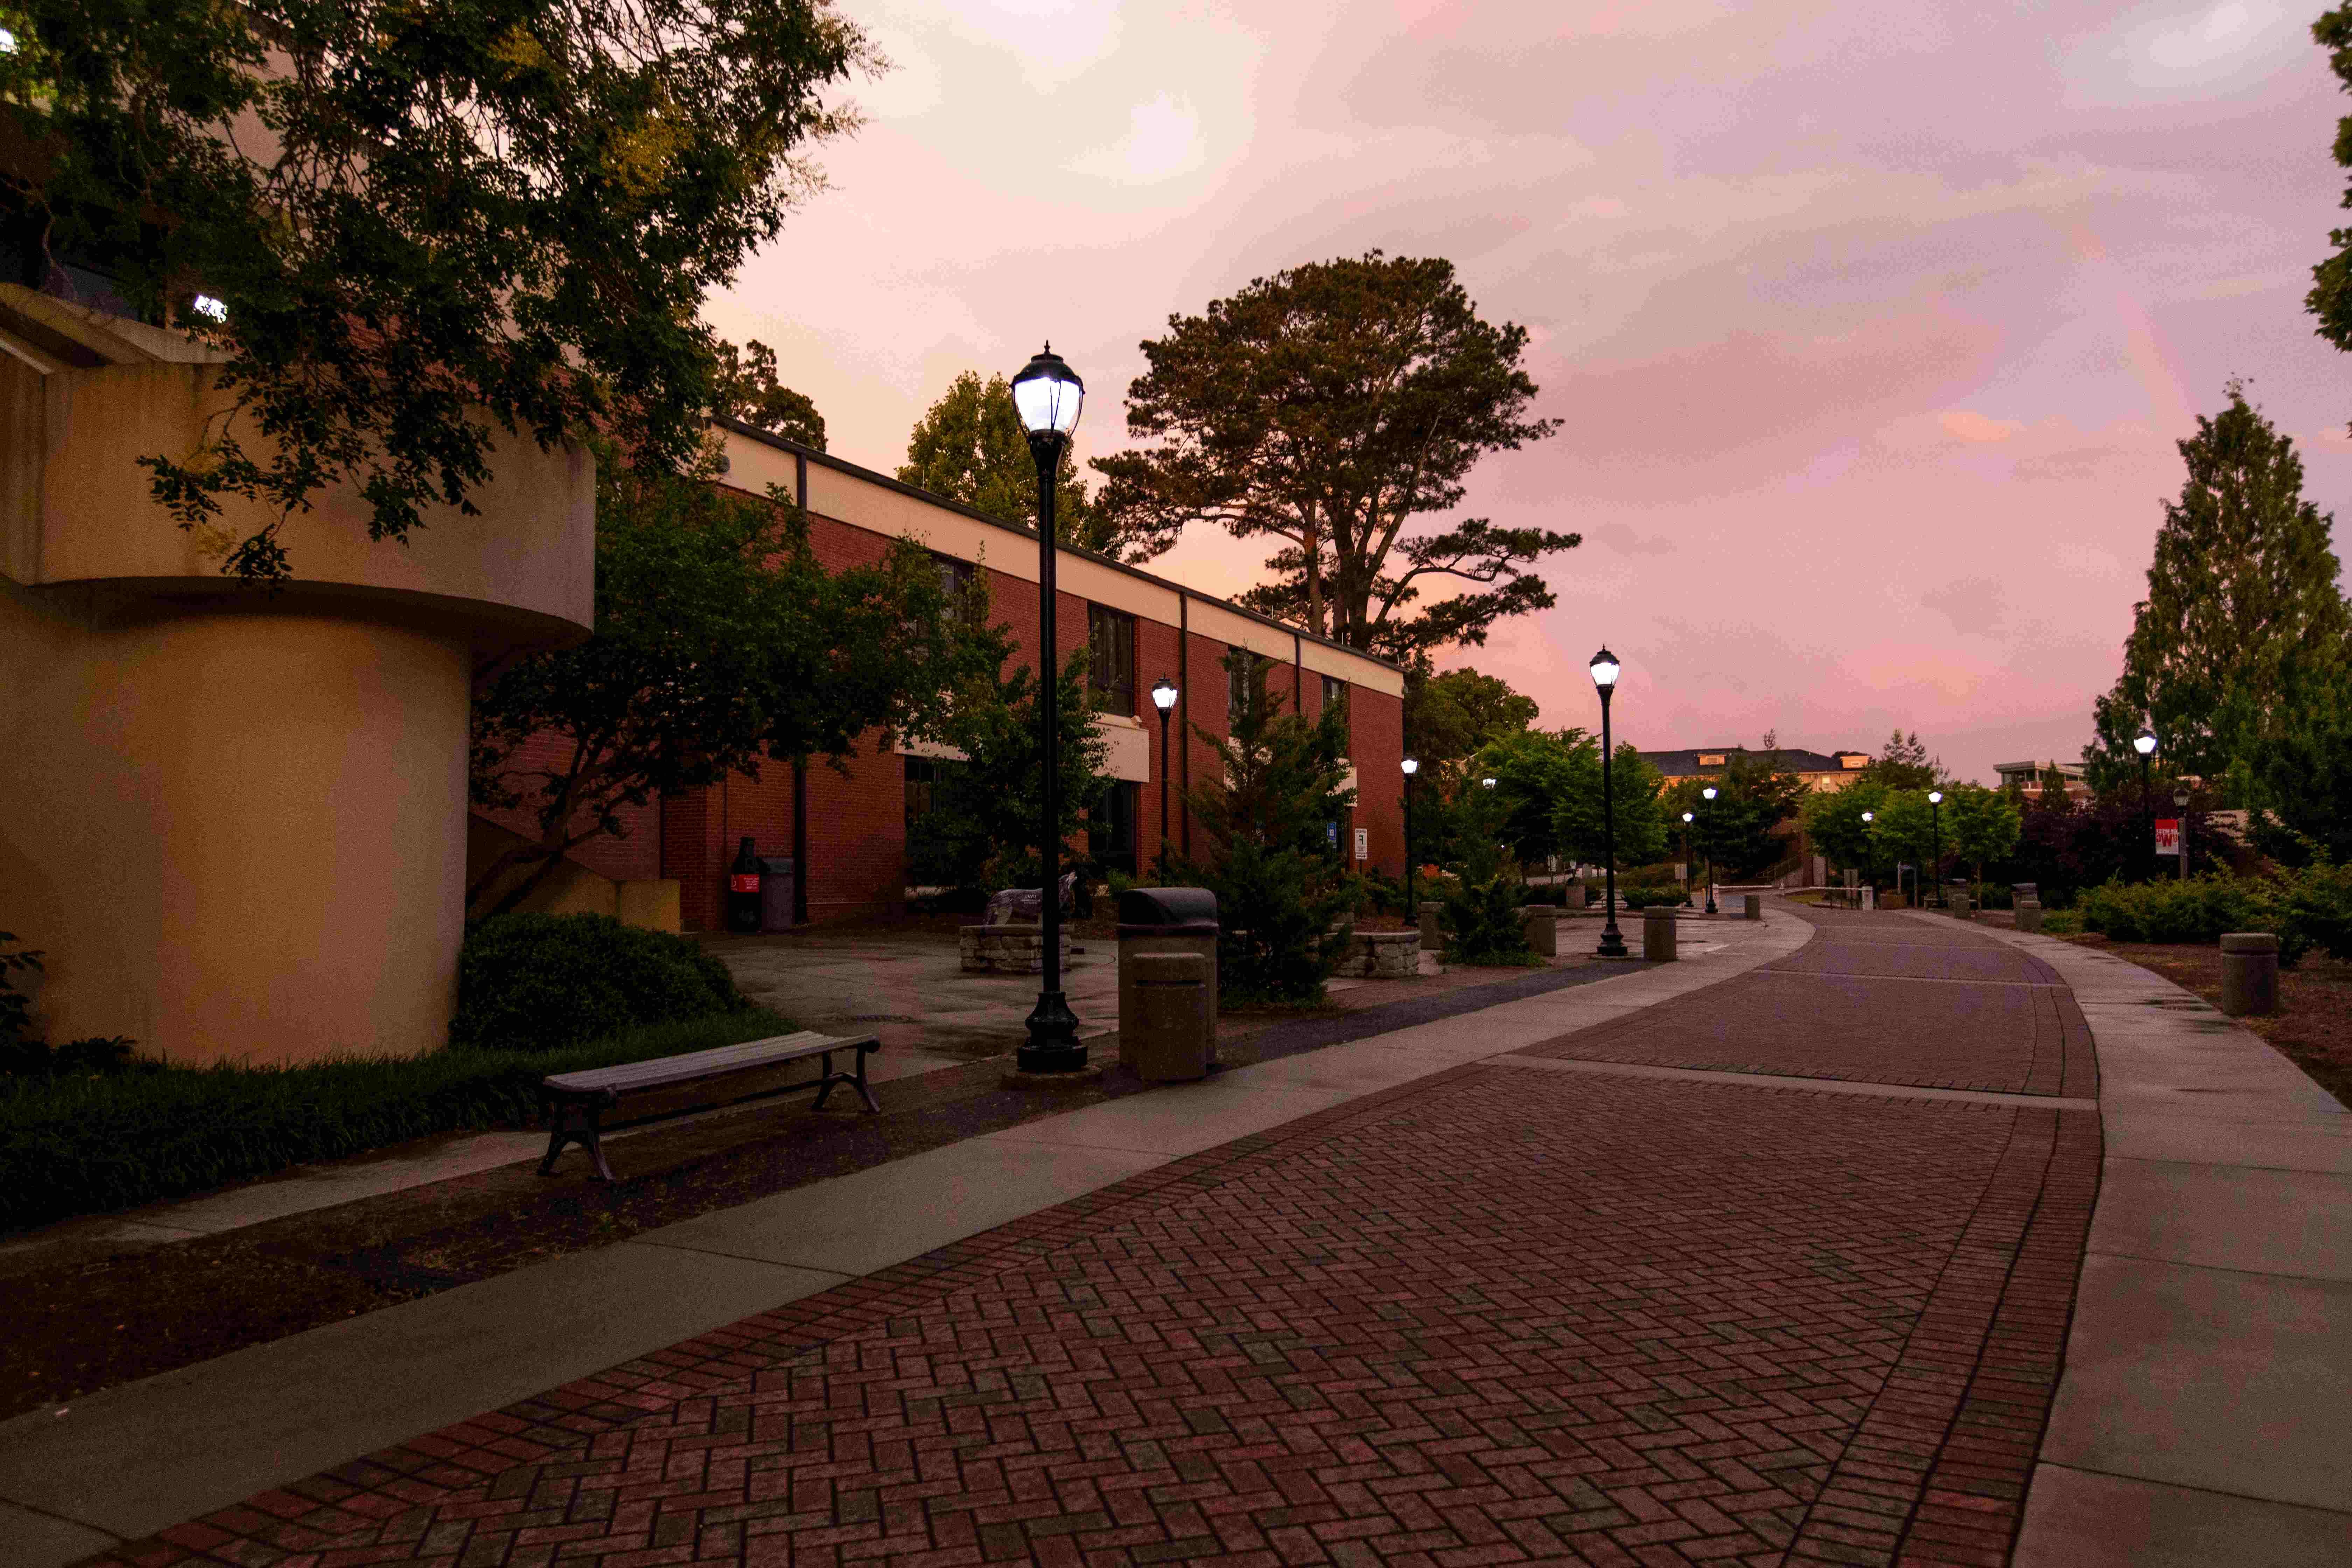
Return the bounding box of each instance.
[82,909,2100,1568]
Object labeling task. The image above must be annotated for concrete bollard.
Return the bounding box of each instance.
[1125,952,1212,1081]
[1743,893,1761,921]
[2220,932,2280,1017]
[1642,905,1678,962]
[1519,903,1559,958]
[1949,892,1973,921]
[1561,882,1589,910]
[2015,899,2043,934]
[1419,899,1443,951]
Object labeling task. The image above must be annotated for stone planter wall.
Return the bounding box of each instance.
[959,923,1071,974]
[1332,929,1420,979]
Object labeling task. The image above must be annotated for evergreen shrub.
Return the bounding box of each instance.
[451,913,741,1053]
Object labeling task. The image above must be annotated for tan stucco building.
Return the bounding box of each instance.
[0,285,595,1068]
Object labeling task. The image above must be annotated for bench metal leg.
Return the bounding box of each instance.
[539,1094,615,1181]
[810,1048,882,1114]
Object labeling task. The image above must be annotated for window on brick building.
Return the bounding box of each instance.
[1321,673,1348,730]
[1228,651,1276,725]
[931,554,980,625]
[904,757,949,834]
[1087,604,1135,714]
[1088,780,1140,877]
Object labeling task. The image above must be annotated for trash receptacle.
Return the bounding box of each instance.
[2012,882,2039,906]
[1128,953,1211,1081]
[1642,906,1678,962]
[758,857,796,933]
[1117,887,1219,1070]
[1743,893,1761,921]
[1519,903,1559,957]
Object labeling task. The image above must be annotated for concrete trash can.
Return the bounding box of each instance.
[2220,931,2279,1016]
[1126,952,1211,1081]
[758,856,796,933]
[1642,906,1677,962]
[1419,899,1443,950]
[1561,882,1589,910]
[1519,903,1559,957]
[2012,882,2039,907]
[2015,899,2044,934]
[1950,892,1973,921]
[1116,887,1219,1069]
[1743,894,1761,921]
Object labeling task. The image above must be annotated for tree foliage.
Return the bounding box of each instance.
[1472,727,1587,867]
[1665,749,1809,881]
[1552,744,1668,872]
[1856,730,1943,792]
[2090,381,2350,799]
[1094,253,1572,664]
[1944,784,2023,886]
[896,370,1125,557]
[903,646,1110,895]
[1404,665,1539,765]
[2255,657,2352,864]
[469,452,976,916]
[1438,777,1534,964]
[1799,782,1886,878]
[4,0,870,580]
[714,340,827,449]
[1163,652,1358,1006]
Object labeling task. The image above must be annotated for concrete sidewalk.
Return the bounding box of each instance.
[1953,916,2352,1566]
[0,913,1808,1566]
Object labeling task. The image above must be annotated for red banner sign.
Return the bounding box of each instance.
[2154,819,2181,856]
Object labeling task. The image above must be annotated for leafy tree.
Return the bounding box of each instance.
[1473,727,1589,867]
[1094,252,1572,663]
[896,370,1125,557]
[2255,656,2352,863]
[2090,381,2350,799]
[1799,782,1889,879]
[1875,790,1938,897]
[469,451,975,917]
[1163,652,1358,1006]
[904,645,1110,894]
[1439,778,1535,964]
[10,0,873,581]
[1945,785,2023,890]
[714,340,827,449]
[1404,665,1539,765]
[1667,749,1809,881]
[1553,744,1668,873]
[1857,730,1943,791]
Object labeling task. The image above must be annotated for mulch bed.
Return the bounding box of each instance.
[2059,934,2352,1110]
[0,953,1623,1422]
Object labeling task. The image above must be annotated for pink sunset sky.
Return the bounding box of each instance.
[707,0,2352,785]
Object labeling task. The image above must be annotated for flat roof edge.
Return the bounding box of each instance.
[714,417,1406,678]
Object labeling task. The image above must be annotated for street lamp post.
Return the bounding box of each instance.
[1151,677,1178,876]
[2174,788,2191,882]
[1402,757,1420,918]
[2134,728,2158,882]
[1700,784,1719,915]
[1861,809,1876,909]
[1680,811,1695,908]
[1591,647,1627,958]
[1927,789,1944,908]
[1011,345,1086,1075]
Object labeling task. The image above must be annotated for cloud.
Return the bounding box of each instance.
[1586,521,1676,555]
[1073,92,1206,183]
[1921,576,2008,637]
[1939,410,2024,442]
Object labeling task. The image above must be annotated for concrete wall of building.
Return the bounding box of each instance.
[0,299,595,1067]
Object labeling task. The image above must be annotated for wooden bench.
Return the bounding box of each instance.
[538,1030,881,1181]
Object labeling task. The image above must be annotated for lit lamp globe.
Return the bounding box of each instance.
[1011,346,1083,443]
[1928,790,1942,805]
[1702,786,1717,801]
[1151,678,1178,713]
[2134,729,2157,757]
[1401,757,1419,776]
[1481,776,1497,789]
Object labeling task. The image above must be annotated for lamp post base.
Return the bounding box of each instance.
[1018,991,1087,1074]
[1596,925,1629,958]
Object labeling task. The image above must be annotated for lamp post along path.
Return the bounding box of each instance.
[1152,677,1178,876]
[1927,789,1943,908]
[1700,784,1719,915]
[1401,757,1420,922]
[1011,345,1086,1074]
[1590,648,1627,958]
[2135,728,2158,883]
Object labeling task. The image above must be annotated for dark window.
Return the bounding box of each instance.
[1088,604,1136,714]
[931,554,979,624]
[1321,674,1348,730]
[904,757,945,835]
[1228,652,1277,725]
[1089,780,1140,876]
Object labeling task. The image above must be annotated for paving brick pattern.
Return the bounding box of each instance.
[79,910,2099,1568]
[1521,914,2096,1100]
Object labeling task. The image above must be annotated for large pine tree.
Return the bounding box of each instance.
[2090,381,2350,800]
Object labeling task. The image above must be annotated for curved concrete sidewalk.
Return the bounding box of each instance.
[1926,915,2352,1565]
[0,913,1811,1567]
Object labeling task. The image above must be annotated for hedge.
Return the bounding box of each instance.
[0,1006,789,1234]
[2076,864,2352,967]
[451,912,741,1053]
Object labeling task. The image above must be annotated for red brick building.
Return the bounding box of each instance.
[475,421,1410,931]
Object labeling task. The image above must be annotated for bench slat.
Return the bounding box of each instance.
[545,1031,878,1097]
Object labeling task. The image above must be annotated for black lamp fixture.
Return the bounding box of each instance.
[1699,784,1720,915]
[1011,344,1086,1075]
[1151,677,1179,875]
[2134,727,2158,882]
[1590,647,1626,958]
[1680,810,1696,908]
[1861,808,1876,908]
[1402,756,1420,918]
[1927,788,1944,908]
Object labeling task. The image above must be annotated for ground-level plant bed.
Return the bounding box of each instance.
[0,1007,793,1235]
[2061,934,2352,1110]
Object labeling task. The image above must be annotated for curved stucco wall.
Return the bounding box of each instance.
[0,594,472,1065]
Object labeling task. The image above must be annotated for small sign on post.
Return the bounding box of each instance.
[2155,818,2182,857]
[1353,827,1368,861]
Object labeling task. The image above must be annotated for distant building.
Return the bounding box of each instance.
[1641,745,1872,794]
[1993,759,2090,802]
